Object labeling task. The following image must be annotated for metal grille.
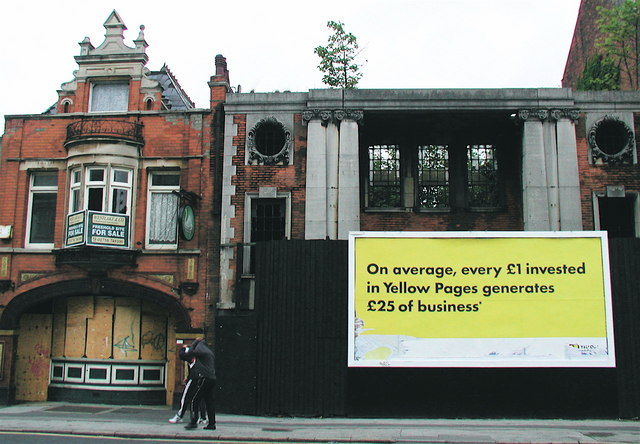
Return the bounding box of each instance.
[467,144,499,207]
[417,144,450,208]
[367,145,401,207]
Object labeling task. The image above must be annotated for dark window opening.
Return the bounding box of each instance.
[595,120,630,155]
[87,188,104,211]
[142,369,161,381]
[111,188,128,214]
[67,367,82,379]
[598,196,635,238]
[254,121,286,156]
[89,368,108,380]
[29,192,57,244]
[115,369,135,381]
[250,198,286,273]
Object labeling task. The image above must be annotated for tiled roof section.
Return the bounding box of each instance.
[149,64,195,110]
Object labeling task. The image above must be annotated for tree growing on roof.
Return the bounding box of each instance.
[314,20,364,89]
[576,54,620,90]
[596,0,640,90]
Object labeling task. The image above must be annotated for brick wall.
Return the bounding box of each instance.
[0,109,217,332]
[576,112,640,229]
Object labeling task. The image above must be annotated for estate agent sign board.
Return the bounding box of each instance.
[66,210,130,248]
[348,231,615,368]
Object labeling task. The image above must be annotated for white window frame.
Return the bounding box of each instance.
[85,167,107,212]
[111,365,139,385]
[64,363,85,383]
[85,364,112,384]
[145,171,180,249]
[89,82,129,113]
[75,166,133,216]
[110,168,132,215]
[69,169,82,213]
[26,171,58,249]
[139,365,165,385]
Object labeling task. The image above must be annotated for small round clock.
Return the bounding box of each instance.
[179,205,195,241]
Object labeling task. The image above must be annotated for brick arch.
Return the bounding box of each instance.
[0,278,193,331]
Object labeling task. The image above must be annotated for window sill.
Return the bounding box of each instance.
[364,207,452,213]
[466,206,503,213]
[364,207,412,213]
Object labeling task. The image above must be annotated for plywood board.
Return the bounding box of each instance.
[165,316,176,405]
[64,297,94,358]
[113,304,140,360]
[51,298,67,357]
[86,297,115,359]
[15,314,52,401]
[140,314,166,361]
[51,312,66,357]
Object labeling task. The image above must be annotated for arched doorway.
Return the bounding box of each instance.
[1,279,193,405]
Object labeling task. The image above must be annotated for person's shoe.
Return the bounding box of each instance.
[184,422,198,429]
[204,424,216,430]
[197,418,207,424]
[168,414,182,423]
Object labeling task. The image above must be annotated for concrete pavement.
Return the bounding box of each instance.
[0,402,638,443]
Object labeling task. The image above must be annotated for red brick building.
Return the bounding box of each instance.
[563,0,638,91]
[0,11,228,405]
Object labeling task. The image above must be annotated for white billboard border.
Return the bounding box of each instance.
[347,230,615,368]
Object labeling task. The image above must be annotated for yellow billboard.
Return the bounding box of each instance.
[348,231,615,367]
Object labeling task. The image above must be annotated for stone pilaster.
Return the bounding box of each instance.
[517,109,580,232]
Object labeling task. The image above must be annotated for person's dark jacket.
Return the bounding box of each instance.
[183,340,216,380]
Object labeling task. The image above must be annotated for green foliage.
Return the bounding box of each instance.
[576,54,620,90]
[596,0,640,89]
[314,21,364,89]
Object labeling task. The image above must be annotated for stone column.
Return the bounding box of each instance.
[336,110,363,240]
[556,110,583,231]
[303,110,331,239]
[326,121,340,240]
[543,118,560,230]
[519,109,551,231]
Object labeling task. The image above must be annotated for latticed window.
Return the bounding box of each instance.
[417,145,449,208]
[367,145,401,207]
[467,144,499,208]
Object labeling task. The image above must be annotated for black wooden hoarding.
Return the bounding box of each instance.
[254,240,348,417]
[607,238,640,418]
[216,238,640,418]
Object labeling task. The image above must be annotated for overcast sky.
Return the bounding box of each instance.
[0,0,581,131]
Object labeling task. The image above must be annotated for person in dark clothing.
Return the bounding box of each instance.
[168,346,207,424]
[182,337,217,430]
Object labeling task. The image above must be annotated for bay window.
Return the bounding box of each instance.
[71,166,132,215]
